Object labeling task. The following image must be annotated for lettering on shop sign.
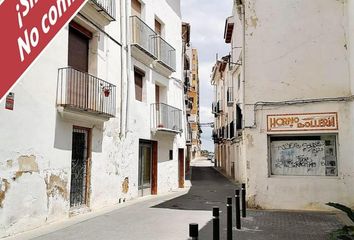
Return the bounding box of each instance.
[271,140,326,175]
[267,112,338,132]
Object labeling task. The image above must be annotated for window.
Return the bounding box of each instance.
[236,105,242,130]
[134,68,144,102]
[237,74,241,90]
[131,0,142,17]
[169,150,173,160]
[155,19,162,36]
[269,134,337,176]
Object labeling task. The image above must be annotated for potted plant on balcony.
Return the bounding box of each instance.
[102,86,110,97]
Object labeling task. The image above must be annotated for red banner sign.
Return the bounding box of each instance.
[0,0,87,101]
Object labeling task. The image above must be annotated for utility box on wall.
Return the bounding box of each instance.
[5,92,14,110]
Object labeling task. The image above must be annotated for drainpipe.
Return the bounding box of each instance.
[124,0,131,136]
[240,3,246,129]
[119,0,125,136]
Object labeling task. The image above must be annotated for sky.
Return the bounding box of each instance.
[181,0,233,152]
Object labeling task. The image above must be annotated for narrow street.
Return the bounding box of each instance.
[6,158,342,240]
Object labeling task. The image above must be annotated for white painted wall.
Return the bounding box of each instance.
[244,0,350,102]
[240,0,354,210]
[127,0,184,196]
[0,0,185,237]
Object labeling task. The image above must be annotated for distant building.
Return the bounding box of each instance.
[212,0,354,210]
[182,23,201,163]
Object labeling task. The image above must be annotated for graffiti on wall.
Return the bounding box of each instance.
[271,140,334,176]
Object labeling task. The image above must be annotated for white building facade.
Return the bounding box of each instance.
[0,0,185,237]
[213,0,354,210]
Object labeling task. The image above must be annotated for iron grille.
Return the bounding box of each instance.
[91,0,116,21]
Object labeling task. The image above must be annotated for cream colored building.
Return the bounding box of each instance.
[212,0,354,210]
[187,49,202,159]
[182,23,201,161]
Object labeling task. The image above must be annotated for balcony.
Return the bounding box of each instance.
[56,67,116,121]
[217,100,224,113]
[130,16,176,76]
[188,115,197,123]
[212,102,218,116]
[131,16,158,61]
[151,103,182,134]
[212,101,223,116]
[90,0,116,21]
[185,100,193,113]
[157,36,176,72]
[227,87,234,106]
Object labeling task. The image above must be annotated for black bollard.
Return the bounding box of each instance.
[241,183,246,218]
[189,223,198,240]
[212,207,220,240]
[227,197,233,240]
[235,189,241,229]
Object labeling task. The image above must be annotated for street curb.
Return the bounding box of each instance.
[4,188,190,240]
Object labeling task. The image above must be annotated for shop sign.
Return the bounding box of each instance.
[267,112,338,132]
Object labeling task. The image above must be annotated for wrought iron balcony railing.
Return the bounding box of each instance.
[56,67,116,118]
[217,100,224,113]
[157,36,176,71]
[130,16,158,59]
[151,103,182,133]
[91,0,116,21]
[130,16,176,72]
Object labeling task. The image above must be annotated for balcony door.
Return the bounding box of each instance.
[67,22,91,109]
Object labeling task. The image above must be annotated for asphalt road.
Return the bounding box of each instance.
[7,158,343,240]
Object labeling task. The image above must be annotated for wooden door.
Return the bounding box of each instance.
[178,148,184,188]
[131,0,141,17]
[151,141,158,195]
[68,23,91,108]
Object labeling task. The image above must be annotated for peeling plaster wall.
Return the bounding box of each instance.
[0,24,71,237]
[0,3,125,238]
[0,0,184,237]
[238,0,354,210]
